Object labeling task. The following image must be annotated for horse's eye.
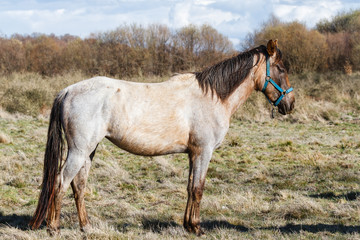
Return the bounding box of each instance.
[276,65,285,73]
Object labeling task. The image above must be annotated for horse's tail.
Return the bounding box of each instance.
[29,91,67,229]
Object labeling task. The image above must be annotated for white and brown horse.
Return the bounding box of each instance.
[30,40,294,235]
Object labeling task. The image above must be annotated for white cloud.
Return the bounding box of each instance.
[195,0,216,6]
[169,0,192,28]
[274,0,344,26]
[0,0,359,46]
[169,0,242,29]
[55,9,65,15]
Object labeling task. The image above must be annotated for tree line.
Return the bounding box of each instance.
[244,10,360,74]
[0,24,234,77]
[0,9,359,76]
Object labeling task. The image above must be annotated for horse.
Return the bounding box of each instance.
[29,39,295,236]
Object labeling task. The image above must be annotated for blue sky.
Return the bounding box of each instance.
[1,0,360,46]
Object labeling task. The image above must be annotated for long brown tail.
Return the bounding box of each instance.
[29,92,67,229]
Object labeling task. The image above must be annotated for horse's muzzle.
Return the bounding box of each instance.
[278,99,295,115]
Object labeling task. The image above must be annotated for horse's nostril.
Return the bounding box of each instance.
[288,101,295,113]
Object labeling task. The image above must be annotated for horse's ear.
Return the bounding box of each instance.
[267,39,278,56]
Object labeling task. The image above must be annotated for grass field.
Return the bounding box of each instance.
[0,72,360,239]
[1,112,360,239]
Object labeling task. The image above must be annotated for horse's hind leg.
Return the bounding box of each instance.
[47,149,89,235]
[71,146,97,232]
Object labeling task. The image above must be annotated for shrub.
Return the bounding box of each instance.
[316,10,360,33]
[0,38,26,74]
[1,87,51,116]
[243,16,328,73]
[0,24,235,77]
[317,10,360,71]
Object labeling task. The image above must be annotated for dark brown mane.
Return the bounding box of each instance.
[195,45,281,100]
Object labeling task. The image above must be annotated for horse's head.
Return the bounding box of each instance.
[259,40,295,115]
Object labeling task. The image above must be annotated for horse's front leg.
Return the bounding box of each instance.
[184,145,212,236]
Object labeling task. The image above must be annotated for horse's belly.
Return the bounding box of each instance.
[106,131,188,156]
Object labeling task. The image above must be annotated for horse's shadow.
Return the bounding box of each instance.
[142,219,249,233]
[309,191,360,201]
[142,218,360,234]
[265,223,360,234]
[2,212,359,235]
[201,220,249,232]
[142,219,179,233]
[0,212,32,230]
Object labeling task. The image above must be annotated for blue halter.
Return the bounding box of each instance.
[261,55,293,106]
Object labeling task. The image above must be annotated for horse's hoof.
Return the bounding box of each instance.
[47,227,59,236]
[80,224,92,233]
[184,223,205,236]
[183,222,192,233]
[195,227,205,236]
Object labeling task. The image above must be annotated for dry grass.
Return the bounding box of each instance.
[0,72,168,117]
[1,113,360,239]
[0,72,360,239]
[0,72,85,116]
[1,71,360,122]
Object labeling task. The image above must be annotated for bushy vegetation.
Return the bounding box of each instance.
[317,10,360,73]
[0,72,86,116]
[243,19,328,73]
[0,24,234,77]
[1,9,359,77]
[316,10,360,33]
[244,10,360,73]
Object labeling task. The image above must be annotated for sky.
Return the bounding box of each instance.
[1,0,360,46]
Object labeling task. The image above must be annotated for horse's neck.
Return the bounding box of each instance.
[224,67,261,116]
[223,54,266,116]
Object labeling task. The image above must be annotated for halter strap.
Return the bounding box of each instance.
[261,55,293,107]
[266,56,270,77]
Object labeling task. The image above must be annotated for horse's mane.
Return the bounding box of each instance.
[195,45,282,100]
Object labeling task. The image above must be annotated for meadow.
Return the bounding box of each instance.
[0,71,360,239]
